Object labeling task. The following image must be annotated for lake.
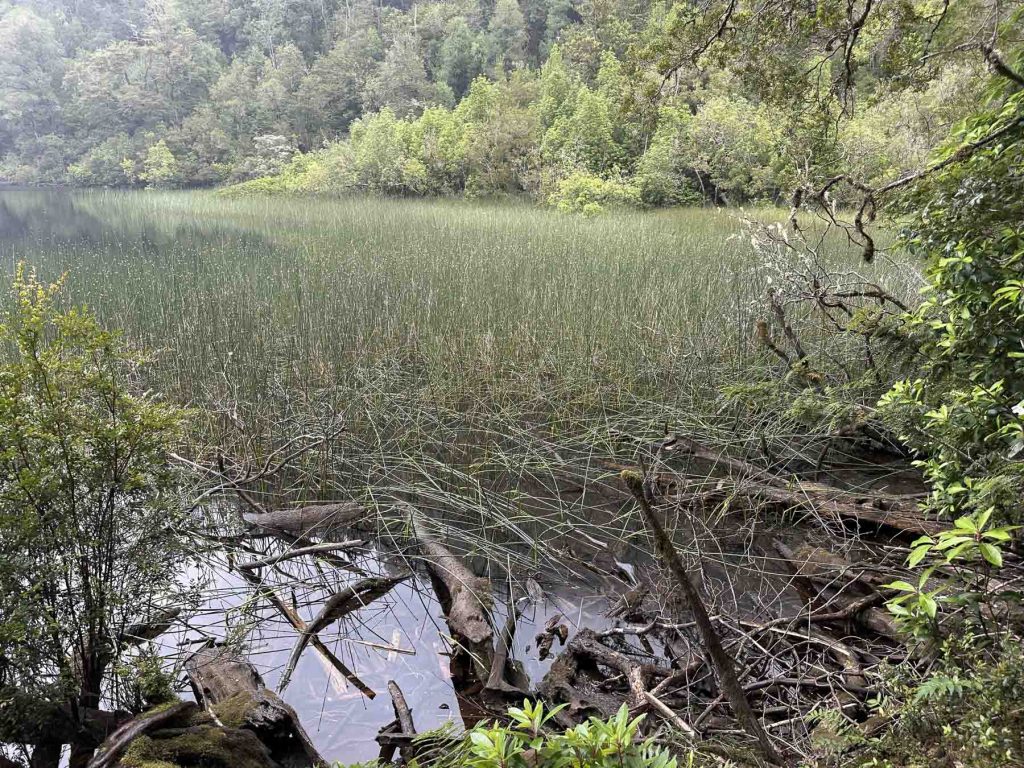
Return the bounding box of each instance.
[0,189,907,764]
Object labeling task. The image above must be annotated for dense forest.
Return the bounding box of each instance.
[0,0,993,208]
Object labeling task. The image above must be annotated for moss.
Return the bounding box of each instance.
[211,693,255,729]
[119,725,274,768]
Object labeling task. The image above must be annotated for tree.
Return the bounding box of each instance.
[542,85,621,174]
[297,28,384,140]
[488,0,529,75]
[139,138,180,187]
[362,33,445,118]
[0,7,64,150]
[435,18,487,101]
[0,267,192,768]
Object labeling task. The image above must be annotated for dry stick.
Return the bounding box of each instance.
[387,680,417,764]
[237,568,377,699]
[236,540,366,571]
[621,470,784,766]
[279,575,409,692]
[643,691,697,738]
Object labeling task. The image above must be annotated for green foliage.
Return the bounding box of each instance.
[465,701,678,768]
[858,638,1024,767]
[0,265,192,733]
[875,58,1024,635]
[0,0,989,206]
[549,171,641,214]
[139,139,181,189]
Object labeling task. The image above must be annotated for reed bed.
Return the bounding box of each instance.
[0,189,922,584]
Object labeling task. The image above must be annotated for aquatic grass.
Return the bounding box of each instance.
[0,190,921,584]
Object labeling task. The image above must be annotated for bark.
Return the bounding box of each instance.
[406,505,495,685]
[243,503,368,538]
[185,646,326,768]
[647,435,939,536]
[87,701,195,768]
[387,681,416,764]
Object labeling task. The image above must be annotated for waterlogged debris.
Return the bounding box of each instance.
[279,574,410,692]
[408,506,495,687]
[243,503,370,538]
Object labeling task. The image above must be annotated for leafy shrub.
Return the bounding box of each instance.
[466,701,677,768]
[548,171,641,214]
[857,638,1024,767]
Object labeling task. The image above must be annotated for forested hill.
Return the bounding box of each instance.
[0,0,989,207]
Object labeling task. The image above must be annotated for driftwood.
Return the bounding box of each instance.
[386,681,417,764]
[243,503,369,538]
[773,540,899,640]
[278,574,409,692]
[186,646,326,768]
[408,506,495,686]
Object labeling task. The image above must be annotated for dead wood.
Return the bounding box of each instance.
[237,568,376,698]
[186,645,326,768]
[387,681,416,764]
[648,435,939,536]
[642,691,696,737]
[86,701,195,768]
[243,503,369,538]
[120,607,182,646]
[621,470,784,765]
[278,574,409,692]
[407,506,495,685]
[772,541,900,640]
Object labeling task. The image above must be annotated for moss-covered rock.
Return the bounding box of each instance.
[119,724,278,768]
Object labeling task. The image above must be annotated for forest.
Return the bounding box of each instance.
[2,1,1024,768]
[0,0,993,209]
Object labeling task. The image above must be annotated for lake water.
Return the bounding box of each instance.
[0,188,895,764]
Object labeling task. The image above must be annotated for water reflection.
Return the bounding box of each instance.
[173,542,614,766]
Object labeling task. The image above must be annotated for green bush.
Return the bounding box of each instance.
[548,171,641,214]
[466,701,677,768]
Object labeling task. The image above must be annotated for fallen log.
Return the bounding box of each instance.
[186,646,326,768]
[278,574,409,692]
[243,503,369,538]
[88,702,279,768]
[407,506,495,686]
[613,434,940,537]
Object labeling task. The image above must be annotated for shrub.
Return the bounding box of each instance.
[548,171,641,214]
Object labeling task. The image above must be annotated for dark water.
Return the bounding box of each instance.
[168,544,619,765]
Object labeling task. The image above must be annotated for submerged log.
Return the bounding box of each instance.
[278,574,409,692]
[622,434,939,537]
[407,506,495,687]
[243,503,369,538]
[186,646,326,768]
